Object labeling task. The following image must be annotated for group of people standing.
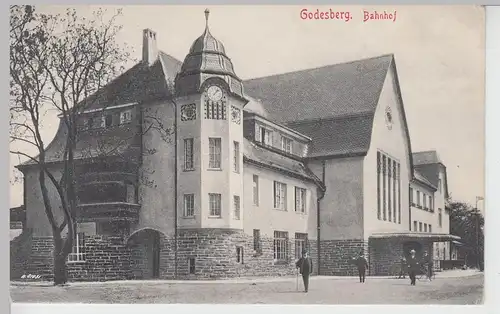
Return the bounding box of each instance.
[294,248,434,293]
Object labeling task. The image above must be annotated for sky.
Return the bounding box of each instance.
[9,5,485,210]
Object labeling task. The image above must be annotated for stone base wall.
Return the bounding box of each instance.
[319,239,367,276]
[368,239,403,276]
[67,236,130,281]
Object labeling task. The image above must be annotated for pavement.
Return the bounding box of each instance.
[10,270,484,304]
[10,268,482,286]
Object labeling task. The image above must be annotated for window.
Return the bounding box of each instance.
[410,188,414,204]
[429,224,432,233]
[188,258,196,274]
[424,223,428,232]
[281,136,292,153]
[273,181,287,210]
[397,163,401,224]
[252,175,259,206]
[120,110,132,124]
[233,141,240,173]
[377,152,381,220]
[183,194,194,217]
[104,114,113,128]
[253,229,261,253]
[419,222,423,232]
[273,231,288,262]
[258,126,273,146]
[184,138,194,170]
[429,196,434,211]
[417,191,421,207]
[236,246,244,264]
[438,178,442,192]
[84,117,93,130]
[204,100,226,120]
[295,233,308,259]
[99,115,106,128]
[68,232,85,263]
[208,138,221,169]
[209,193,222,217]
[388,159,392,222]
[413,221,417,231]
[438,208,443,227]
[295,187,306,213]
[233,195,240,220]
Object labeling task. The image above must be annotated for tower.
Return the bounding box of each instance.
[175,9,249,230]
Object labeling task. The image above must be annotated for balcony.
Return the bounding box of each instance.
[78,171,138,186]
[76,202,141,223]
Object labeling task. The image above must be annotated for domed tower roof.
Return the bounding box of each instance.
[175,9,246,100]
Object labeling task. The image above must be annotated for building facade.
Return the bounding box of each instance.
[10,12,458,281]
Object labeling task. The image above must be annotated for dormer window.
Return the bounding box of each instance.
[120,110,132,125]
[256,125,272,146]
[281,136,293,154]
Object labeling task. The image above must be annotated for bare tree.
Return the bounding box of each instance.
[9,5,136,285]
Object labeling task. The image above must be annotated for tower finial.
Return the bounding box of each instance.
[204,8,210,28]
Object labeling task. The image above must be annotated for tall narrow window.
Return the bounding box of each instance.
[259,127,273,146]
[253,229,261,253]
[438,178,442,192]
[188,258,196,274]
[253,175,259,206]
[382,155,387,220]
[209,193,222,217]
[410,187,414,205]
[377,152,381,220]
[183,194,195,217]
[397,163,401,224]
[295,233,308,259]
[273,181,287,210]
[423,195,427,209]
[417,191,421,207]
[208,138,221,169]
[413,221,417,231]
[419,222,423,232]
[105,114,113,127]
[438,208,443,227]
[273,231,288,262]
[429,196,434,211]
[184,138,194,170]
[281,136,293,153]
[393,161,397,223]
[388,158,392,222]
[68,232,85,262]
[236,246,244,264]
[294,187,306,213]
[424,223,428,232]
[233,141,240,173]
[429,224,432,233]
[233,195,240,220]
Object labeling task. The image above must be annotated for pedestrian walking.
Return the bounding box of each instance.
[422,251,433,280]
[398,256,406,279]
[354,251,368,283]
[407,249,419,286]
[295,249,313,293]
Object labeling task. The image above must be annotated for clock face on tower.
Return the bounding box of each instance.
[206,85,223,102]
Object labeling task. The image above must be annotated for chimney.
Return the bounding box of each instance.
[142,29,158,66]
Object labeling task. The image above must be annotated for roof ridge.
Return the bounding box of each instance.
[243,54,394,82]
[285,111,374,126]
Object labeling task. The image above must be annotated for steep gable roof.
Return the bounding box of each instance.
[243,54,393,124]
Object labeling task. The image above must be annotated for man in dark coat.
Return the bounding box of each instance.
[354,251,369,283]
[406,249,419,286]
[296,249,313,293]
[422,251,433,280]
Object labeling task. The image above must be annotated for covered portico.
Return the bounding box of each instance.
[368,232,461,276]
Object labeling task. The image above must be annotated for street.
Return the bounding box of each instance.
[10,273,483,304]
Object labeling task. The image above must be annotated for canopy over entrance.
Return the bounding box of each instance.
[370,232,460,243]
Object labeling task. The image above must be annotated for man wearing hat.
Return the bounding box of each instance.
[353,251,369,283]
[406,249,419,285]
[296,249,313,293]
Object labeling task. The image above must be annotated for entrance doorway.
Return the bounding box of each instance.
[128,228,162,279]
